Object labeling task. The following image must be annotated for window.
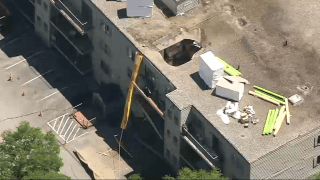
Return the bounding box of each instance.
[174,115,179,126]
[314,155,320,167]
[106,25,111,36]
[101,60,110,75]
[127,67,132,78]
[43,23,48,32]
[167,130,170,138]
[36,16,41,25]
[166,149,170,158]
[317,135,320,145]
[43,2,48,10]
[314,136,320,147]
[101,22,105,32]
[173,136,178,146]
[167,109,172,119]
[37,0,41,5]
[101,22,111,36]
[127,47,134,61]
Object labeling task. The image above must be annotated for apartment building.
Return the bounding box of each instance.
[6,0,320,179]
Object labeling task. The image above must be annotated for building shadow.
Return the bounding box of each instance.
[190,72,211,91]
[72,151,95,179]
[0,4,97,118]
[154,0,175,18]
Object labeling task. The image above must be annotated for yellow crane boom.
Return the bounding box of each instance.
[120,52,143,130]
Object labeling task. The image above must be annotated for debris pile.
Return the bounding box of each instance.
[217,102,259,127]
[241,106,258,126]
[217,101,240,125]
[224,101,240,119]
[288,94,304,106]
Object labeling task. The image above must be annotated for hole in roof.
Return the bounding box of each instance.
[159,39,202,66]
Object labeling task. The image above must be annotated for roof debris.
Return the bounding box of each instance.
[288,94,304,106]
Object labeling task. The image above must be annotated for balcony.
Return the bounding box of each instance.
[50,0,91,34]
[136,95,164,139]
[51,14,93,55]
[133,81,164,117]
[182,127,218,168]
[50,27,92,75]
[131,107,164,155]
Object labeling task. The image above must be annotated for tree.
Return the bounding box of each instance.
[130,167,227,180]
[128,173,143,180]
[162,175,176,180]
[312,172,320,180]
[177,167,227,180]
[0,121,70,179]
[23,170,71,179]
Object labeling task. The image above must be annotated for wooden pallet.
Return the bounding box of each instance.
[74,111,93,128]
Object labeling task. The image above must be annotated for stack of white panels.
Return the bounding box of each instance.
[216,78,244,101]
[199,51,224,88]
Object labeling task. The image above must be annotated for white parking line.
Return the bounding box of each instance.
[61,121,74,139]
[21,69,54,86]
[66,132,88,144]
[60,117,70,134]
[66,124,77,142]
[37,86,69,102]
[5,59,26,70]
[5,50,44,70]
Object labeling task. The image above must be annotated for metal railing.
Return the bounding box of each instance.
[182,127,218,164]
[51,0,90,34]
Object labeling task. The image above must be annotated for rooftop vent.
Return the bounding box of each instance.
[161,0,199,15]
[127,0,154,17]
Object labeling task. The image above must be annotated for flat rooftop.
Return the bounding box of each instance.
[90,0,320,162]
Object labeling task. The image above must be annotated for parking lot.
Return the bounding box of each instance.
[0,7,121,179]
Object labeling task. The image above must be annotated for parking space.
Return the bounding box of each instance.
[1,32,45,58]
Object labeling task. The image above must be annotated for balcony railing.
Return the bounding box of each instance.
[50,0,91,35]
[50,31,92,75]
[133,81,164,117]
[182,127,218,168]
[51,14,93,55]
[136,98,164,140]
